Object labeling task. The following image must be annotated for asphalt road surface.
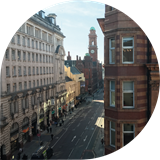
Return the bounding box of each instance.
[50,89,104,159]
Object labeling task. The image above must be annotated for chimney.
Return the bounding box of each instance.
[79,57,81,60]
[76,55,78,61]
[67,51,71,60]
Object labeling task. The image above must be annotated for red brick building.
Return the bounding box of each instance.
[98,5,159,154]
[65,27,103,94]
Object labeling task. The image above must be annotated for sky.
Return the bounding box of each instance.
[43,1,105,63]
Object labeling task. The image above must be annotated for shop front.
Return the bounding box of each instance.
[32,112,37,136]
[39,109,45,130]
[22,117,29,145]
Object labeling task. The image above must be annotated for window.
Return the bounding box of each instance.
[32,53,34,62]
[39,42,41,50]
[28,52,30,61]
[36,41,38,49]
[29,81,31,88]
[110,81,115,107]
[111,7,115,10]
[43,55,45,63]
[24,81,27,89]
[36,67,39,75]
[23,66,26,76]
[49,67,51,74]
[7,84,10,94]
[46,44,47,51]
[40,67,42,74]
[109,39,115,64]
[13,66,16,77]
[28,67,31,75]
[17,35,20,45]
[19,82,22,91]
[36,54,38,62]
[123,81,134,108]
[18,66,21,76]
[33,67,35,75]
[46,56,48,63]
[122,37,134,63]
[37,80,39,87]
[123,124,135,146]
[110,121,115,147]
[18,51,21,61]
[12,49,16,60]
[11,36,15,43]
[44,79,45,85]
[32,39,34,48]
[5,49,9,60]
[46,67,48,74]
[33,80,35,87]
[6,67,10,77]
[48,35,52,43]
[27,38,30,47]
[23,52,26,61]
[49,46,50,52]
[22,36,25,46]
[47,78,48,84]
[40,79,42,86]
[43,43,44,51]
[43,67,45,74]
[13,83,17,92]
[50,78,51,84]
[52,67,53,74]
[40,54,42,62]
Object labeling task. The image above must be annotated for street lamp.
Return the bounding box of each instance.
[37,94,41,145]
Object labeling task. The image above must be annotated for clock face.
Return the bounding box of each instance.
[91,50,95,54]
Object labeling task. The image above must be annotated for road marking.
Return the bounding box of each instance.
[83,135,88,142]
[68,148,74,158]
[52,129,67,148]
[81,131,84,137]
[71,136,76,142]
[75,139,80,145]
[77,123,80,127]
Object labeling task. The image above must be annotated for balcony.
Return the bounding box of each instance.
[0,116,9,128]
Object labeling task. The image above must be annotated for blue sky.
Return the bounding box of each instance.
[43,1,105,63]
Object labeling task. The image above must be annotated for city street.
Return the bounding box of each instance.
[49,89,104,159]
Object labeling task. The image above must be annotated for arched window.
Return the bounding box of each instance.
[92,41,94,45]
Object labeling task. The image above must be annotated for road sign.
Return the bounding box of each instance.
[37,133,41,137]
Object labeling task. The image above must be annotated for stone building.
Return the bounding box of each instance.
[65,65,85,110]
[97,5,159,155]
[0,10,66,160]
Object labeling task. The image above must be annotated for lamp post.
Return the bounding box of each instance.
[37,94,41,145]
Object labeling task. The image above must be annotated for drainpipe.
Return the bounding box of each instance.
[147,37,150,121]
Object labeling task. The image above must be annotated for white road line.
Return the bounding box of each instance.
[52,129,67,148]
[83,135,88,142]
[68,148,74,158]
[71,136,76,142]
[81,131,84,137]
[75,139,80,146]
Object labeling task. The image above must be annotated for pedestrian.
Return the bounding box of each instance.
[101,138,104,145]
[50,127,52,133]
[62,119,64,125]
[47,126,49,133]
[51,134,53,140]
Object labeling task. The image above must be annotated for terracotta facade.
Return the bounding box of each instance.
[98,5,159,154]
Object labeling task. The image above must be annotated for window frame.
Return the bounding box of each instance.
[122,81,134,108]
[109,38,115,64]
[123,124,135,146]
[110,121,115,147]
[122,37,134,64]
[110,81,115,107]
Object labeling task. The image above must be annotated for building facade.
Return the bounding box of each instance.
[0,10,66,160]
[98,5,159,154]
[65,65,85,108]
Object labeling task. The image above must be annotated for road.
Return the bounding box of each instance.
[49,89,104,159]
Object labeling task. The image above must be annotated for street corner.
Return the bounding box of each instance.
[81,150,96,159]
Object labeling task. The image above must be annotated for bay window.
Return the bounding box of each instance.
[110,121,115,147]
[109,39,115,64]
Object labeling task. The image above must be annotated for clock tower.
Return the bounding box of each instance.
[88,27,98,62]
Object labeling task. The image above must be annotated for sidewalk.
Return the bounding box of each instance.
[12,101,86,160]
[92,113,105,158]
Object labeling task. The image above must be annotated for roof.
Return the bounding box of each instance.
[70,67,81,74]
[85,53,90,56]
[90,27,95,30]
[65,76,73,82]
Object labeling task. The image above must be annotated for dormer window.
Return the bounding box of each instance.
[42,12,45,18]
[51,18,55,24]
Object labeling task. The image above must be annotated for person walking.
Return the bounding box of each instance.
[62,119,64,125]
[47,126,49,133]
[50,127,52,133]
[101,138,104,145]
[51,134,53,140]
